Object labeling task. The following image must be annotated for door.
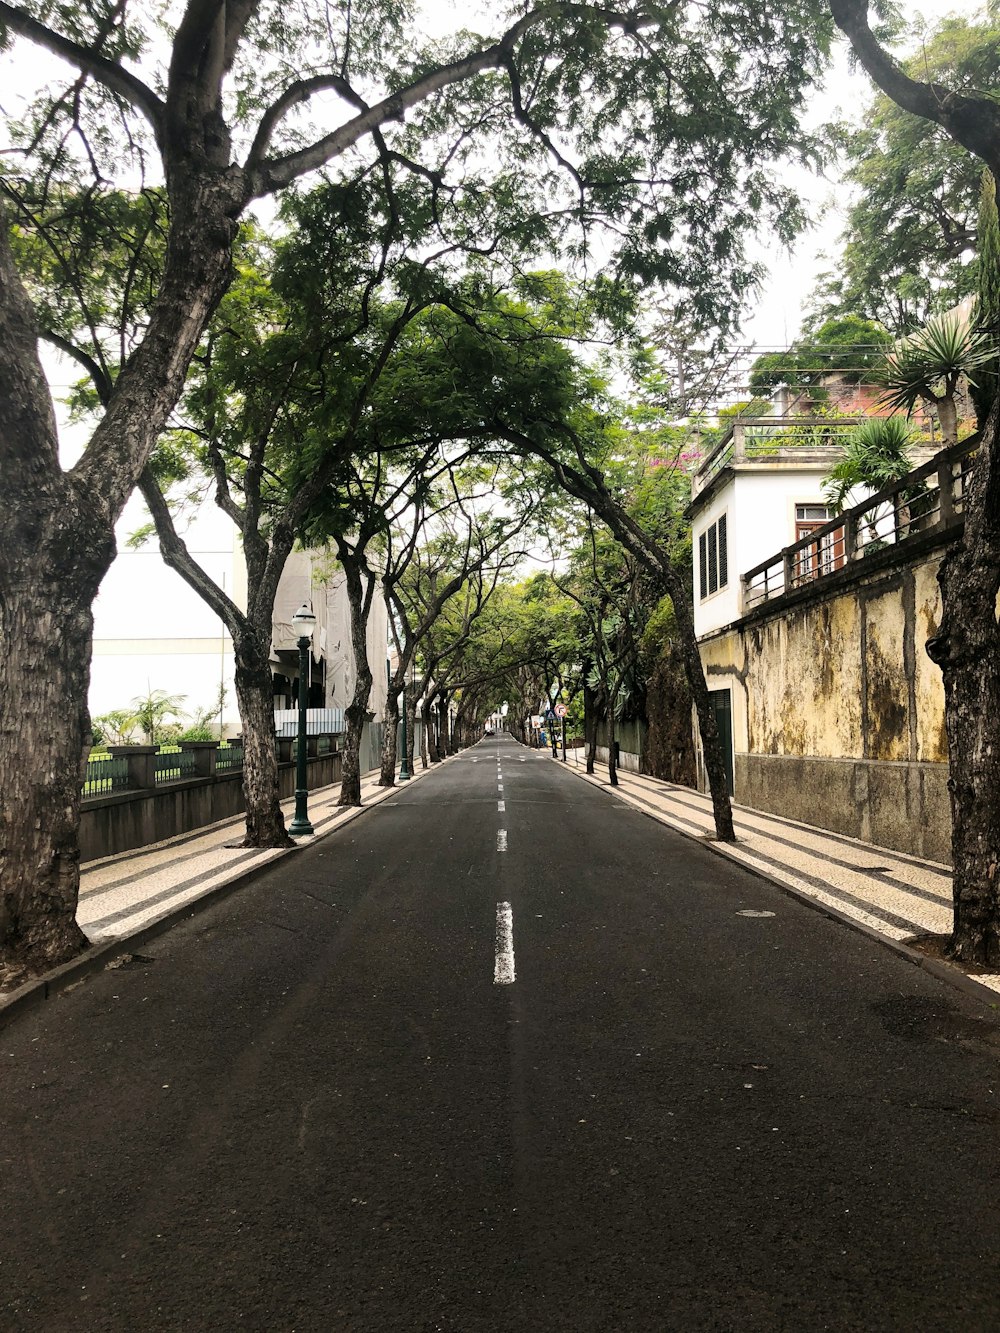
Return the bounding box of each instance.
[708,687,735,797]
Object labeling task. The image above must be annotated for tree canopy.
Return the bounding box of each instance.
[814,8,1000,333]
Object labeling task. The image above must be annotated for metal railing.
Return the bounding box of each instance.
[742,438,975,611]
[693,417,869,497]
[82,753,130,797]
[273,706,345,738]
[215,743,244,772]
[153,746,198,783]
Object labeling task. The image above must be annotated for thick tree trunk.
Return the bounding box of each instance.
[379,690,401,787]
[937,394,959,448]
[232,630,292,848]
[0,532,111,985]
[418,698,429,769]
[927,408,1000,965]
[607,702,619,787]
[338,564,374,808]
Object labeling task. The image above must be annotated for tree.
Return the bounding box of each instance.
[972,168,1000,427]
[880,306,992,446]
[0,0,836,983]
[128,688,187,746]
[748,314,892,399]
[814,11,1000,333]
[830,0,1000,966]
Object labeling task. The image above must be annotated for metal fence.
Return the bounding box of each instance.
[273,706,346,738]
[82,753,130,797]
[215,744,244,772]
[153,746,198,783]
[693,417,868,497]
[742,438,975,611]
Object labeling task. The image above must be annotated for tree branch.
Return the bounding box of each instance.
[0,3,166,143]
[829,0,1000,174]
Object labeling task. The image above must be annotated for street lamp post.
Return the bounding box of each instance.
[289,602,316,837]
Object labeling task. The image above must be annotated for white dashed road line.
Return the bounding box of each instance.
[494,901,515,984]
[497,829,507,852]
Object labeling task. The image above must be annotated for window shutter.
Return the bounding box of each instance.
[708,523,718,595]
[699,532,708,600]
[718,513,728,588]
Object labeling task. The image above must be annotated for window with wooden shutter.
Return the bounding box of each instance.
[698,513,729,600]
[699,532,708,600]
[717,513,728,588]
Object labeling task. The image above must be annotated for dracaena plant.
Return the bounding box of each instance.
[881,307,993,446]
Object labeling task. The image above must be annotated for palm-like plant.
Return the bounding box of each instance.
[881,308,993,446]
[823,416,918,514]
[128,688,187,745]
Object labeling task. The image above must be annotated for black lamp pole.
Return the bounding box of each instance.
[289,604,316,837]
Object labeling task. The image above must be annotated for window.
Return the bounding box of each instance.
[794,503,845,579]
[794,504,830,542]
[698,513,728,600]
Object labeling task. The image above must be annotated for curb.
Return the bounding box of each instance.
[0,758,451,1031]
[556,760,1000,1016]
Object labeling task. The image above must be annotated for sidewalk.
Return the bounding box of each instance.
[78,761,441,945]
[557,751,1000,997]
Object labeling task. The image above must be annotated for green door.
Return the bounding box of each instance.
[709,688,735,797]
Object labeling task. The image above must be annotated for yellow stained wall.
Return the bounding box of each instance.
[699,550,947,767]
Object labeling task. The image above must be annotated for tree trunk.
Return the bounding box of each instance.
[0,532,111,985]
[428,691,442,763]
[338,562,374,808]
[607,701,619,787]
[668,579,735,841]
[445,693,458,757]
[138,473,294,849]
[419,697,430,769]
[584,679,597,774]
[937,394,959,448]
[406,695,418,773]
[232,629,292,848]
[927,406,1000,965]
[379,689,400,787]
[440,692,453,756]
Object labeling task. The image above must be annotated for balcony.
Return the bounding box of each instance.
[692,417,868,500]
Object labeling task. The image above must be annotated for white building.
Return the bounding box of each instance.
[689,416,853,639]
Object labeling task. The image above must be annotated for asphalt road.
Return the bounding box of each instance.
[4,735,1000,1332]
